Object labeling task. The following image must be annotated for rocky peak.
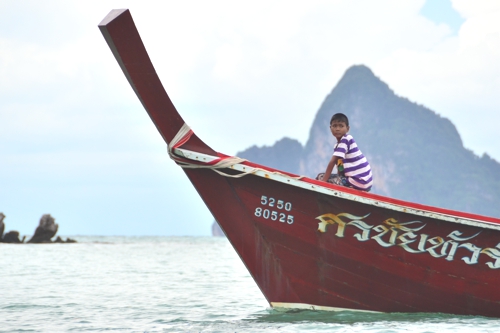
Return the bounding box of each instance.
[235,65,500,218]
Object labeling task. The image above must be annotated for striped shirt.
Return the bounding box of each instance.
[333,134,373,191]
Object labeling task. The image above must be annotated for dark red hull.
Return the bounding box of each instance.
[99,9,500,317]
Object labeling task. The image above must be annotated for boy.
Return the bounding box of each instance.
[317,113,373,192]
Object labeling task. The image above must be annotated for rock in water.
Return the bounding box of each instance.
[27,214,59,243]
[54,236,77,243]
[0,213,25,243]
[0,212,5,240]
[3,231,25,243]
[211,220,225,237]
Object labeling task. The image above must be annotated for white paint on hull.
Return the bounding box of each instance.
[270,302,381,313]
[174,147,500,231]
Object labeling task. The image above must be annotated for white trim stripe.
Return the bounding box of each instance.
[271,302,381,313]
[174,148,500,231]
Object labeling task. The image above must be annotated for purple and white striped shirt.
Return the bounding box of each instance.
[333,134,373,191]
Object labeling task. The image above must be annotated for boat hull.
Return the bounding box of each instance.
[186,167,500,316]
[99,9,500,317]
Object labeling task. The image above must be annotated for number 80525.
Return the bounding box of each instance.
[254,207,294,224]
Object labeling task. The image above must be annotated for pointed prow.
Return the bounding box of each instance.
[98,9,216,155]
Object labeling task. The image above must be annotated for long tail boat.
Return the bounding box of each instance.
[99,9,500,317]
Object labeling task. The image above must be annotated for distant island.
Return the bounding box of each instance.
[213,65,500,235]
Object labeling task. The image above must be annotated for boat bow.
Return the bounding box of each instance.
[99,9,500,317]
[99,9,216,156]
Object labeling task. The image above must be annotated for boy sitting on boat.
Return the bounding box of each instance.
[316,113,373,192]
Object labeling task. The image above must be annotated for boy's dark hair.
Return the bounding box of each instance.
[330,113,349,126]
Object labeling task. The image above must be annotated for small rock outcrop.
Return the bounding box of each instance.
[0,213,5,239]
[27,214,59,243]
[0,213,25,243]
[3,231,25,243]
[54,236,77,243]
[0,212,76,244]
[211,220,225,237]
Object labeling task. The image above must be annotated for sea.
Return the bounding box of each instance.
[1,236,500,333]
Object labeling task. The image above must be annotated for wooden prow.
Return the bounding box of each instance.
[98,9,217,155]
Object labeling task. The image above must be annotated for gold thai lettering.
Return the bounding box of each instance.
[448,230,481,242]
[442,240,460,261]
[349,220,373,241]
[417,234,429,252]
[316,212,493,269]
[316,213,369,236]
[371,224,391,247]
[425,236,445,258]
[398,232,424,253]
[481,244,500,269]
[371,219,425,249]
[458,243,482,265]
[446,230,482,263]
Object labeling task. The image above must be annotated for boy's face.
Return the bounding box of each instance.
[330,120,349,141]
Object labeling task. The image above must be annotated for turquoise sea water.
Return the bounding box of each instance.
[1,236,500,332]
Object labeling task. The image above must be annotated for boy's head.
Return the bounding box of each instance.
[329,113,350,140]
[330,113,349,126]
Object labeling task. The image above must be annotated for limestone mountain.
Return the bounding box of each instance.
[238,137,304,175]
[236,65,500,218]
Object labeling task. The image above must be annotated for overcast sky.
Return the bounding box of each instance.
[1,0,499,236]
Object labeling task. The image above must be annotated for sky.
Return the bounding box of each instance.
[1,0,499,236]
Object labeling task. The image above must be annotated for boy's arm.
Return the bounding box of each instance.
[321,155,339,182]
